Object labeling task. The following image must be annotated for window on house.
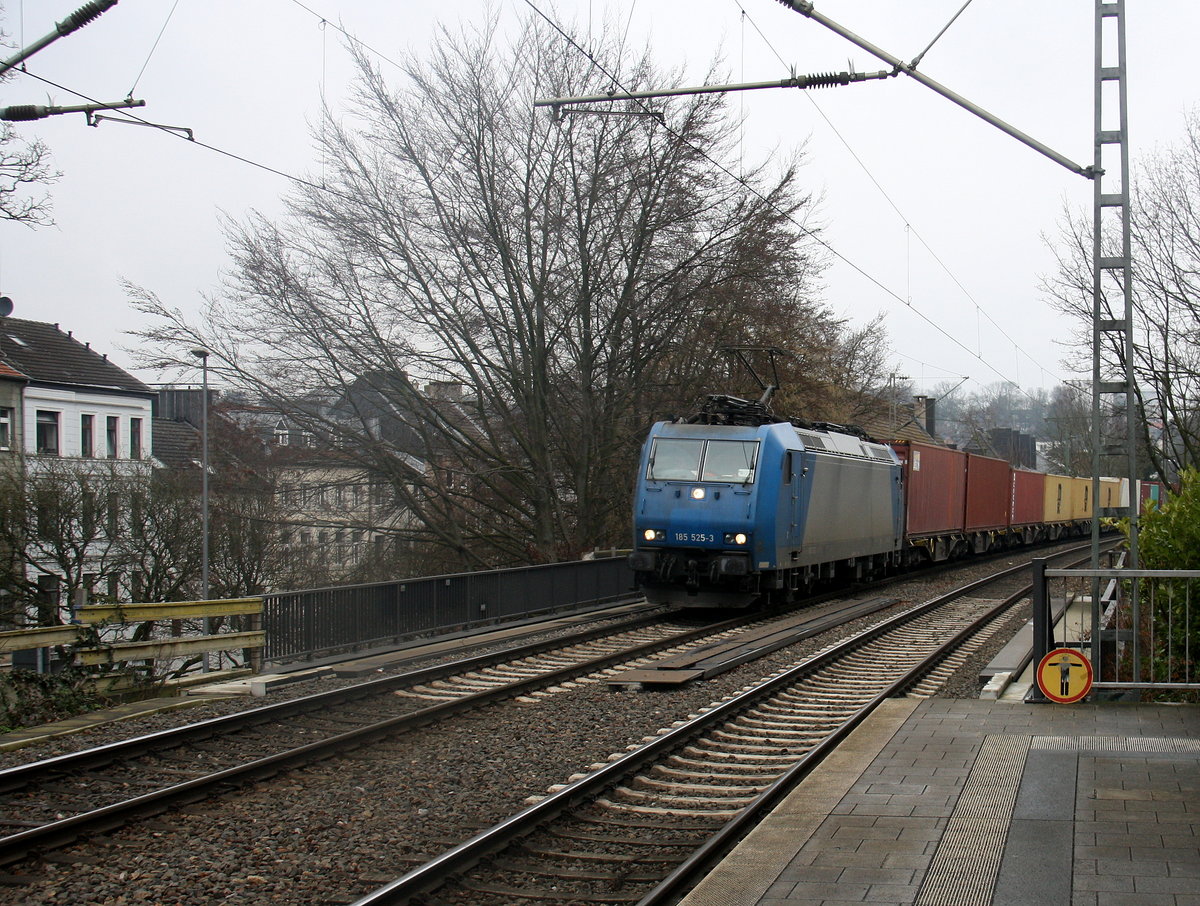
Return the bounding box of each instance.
[82,490,97,538]
[37,572,60,603]
[36,498,54,538]
[0,407,12,449]
[81,414,94,458]
[130,492,145,540]
[106,416,119,459]
[106,492,120,539]
[130,418,143,459]
[36,410,60,455]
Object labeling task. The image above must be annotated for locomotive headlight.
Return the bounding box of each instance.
[643,529,665,541]
[723,532,749,545]
[690,487,706,500]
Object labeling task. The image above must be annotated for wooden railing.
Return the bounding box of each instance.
[0,598,264,687]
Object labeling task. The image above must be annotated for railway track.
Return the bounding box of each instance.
[350,543,1107,906]
[0,594,897,867]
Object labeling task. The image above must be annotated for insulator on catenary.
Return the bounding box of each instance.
[804,72,852,89]
[0,105,45,121]
[61,1,115,35]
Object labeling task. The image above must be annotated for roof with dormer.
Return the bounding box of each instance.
[0,317,152,396]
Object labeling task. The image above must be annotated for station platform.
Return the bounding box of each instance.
[680,697,1200,906]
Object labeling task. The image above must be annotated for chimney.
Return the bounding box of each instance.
[914,395,937,438]
[427,380,463,401]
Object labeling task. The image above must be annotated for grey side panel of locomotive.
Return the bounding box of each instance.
[792,450,900,565]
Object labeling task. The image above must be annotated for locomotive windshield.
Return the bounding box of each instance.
[702,440,759,482]
[647,438,759,483]
[647,438,703,480]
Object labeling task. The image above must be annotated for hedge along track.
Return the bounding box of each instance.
[352,544,1109,906]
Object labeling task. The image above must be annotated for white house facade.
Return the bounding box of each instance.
[0,317,158,619]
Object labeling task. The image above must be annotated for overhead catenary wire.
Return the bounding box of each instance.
[522,0,1044,396]
[17,67,337,199]
[193,0,1064,395]
[284,0,405,74]
[14,2,1056,398]
[727,0,1056,393]
[126,0,180,98]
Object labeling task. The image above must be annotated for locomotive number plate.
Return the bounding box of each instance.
[674,532,715,543]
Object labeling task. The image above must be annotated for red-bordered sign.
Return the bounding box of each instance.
[1037,647,1093,703]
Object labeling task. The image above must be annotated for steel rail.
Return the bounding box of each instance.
[351,541,1110,905]
[0,606,671,792]
[3,559,918,791]
[640,543,1111,905]
[0,607,784,865]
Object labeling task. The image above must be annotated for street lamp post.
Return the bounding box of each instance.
[189,349,211,670]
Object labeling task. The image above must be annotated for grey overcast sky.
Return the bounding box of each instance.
[1,1,1197,398]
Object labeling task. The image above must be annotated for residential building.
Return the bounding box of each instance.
[0,316,156,622]
[157,387,417,586]
[0,318,155,463]
[0,359,23,455]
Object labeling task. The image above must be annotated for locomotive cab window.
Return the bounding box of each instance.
[647,438,704,481]
[701,440,759,483]
[648,437,760,483]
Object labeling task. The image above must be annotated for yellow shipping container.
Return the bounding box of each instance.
[1043,474,1073,523]
[1068,476,1093,520]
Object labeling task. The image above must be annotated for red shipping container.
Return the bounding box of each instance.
[964,453,1011,530]
[1139,480,1163,513]
[890,441,967,536]
[1010,469,1045,526]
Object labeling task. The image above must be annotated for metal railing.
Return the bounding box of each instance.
[1031,558,1200,695]
[262,556,637,665]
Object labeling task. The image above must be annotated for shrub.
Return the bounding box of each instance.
[0,667,107,733]
[1128,470,1199,693]
[1137,469,1199,570]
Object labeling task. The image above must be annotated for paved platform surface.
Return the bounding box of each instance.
[681,697,1200,906]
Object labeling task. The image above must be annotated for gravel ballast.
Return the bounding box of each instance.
[3,553,1059,905]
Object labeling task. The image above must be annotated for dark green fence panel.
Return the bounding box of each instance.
[263,557,636,664]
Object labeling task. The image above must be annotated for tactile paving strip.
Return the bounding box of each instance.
[914,734,1030,906]
[1032,734,1200,753]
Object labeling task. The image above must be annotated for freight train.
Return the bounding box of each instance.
[628,391,1159,609]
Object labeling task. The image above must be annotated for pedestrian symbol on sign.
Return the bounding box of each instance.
[1036,647,1093,703]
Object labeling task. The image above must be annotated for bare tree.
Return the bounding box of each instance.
[0,124,56,225]
[0,458,135,624]
[0,10,59,225]
[116,469,202,604]
[131,15,832,568]
[1043,108,1200,482]
[1039,383,1097,475]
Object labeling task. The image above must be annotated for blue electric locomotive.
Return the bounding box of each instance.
[629,394,904,608]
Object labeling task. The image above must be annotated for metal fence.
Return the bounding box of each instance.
[262,556,637,665]
[1031,558,1200,695]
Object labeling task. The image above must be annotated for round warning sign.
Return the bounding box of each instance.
[1037,648,1093,703]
